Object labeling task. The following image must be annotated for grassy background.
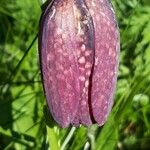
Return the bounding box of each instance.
[0,0,150,149]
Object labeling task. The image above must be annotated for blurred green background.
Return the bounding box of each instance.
[0,0,150,149]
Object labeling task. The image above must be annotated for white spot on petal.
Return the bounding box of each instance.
[92,1,96,7]
[47,54,54,61]
[78,56,85,64]
[109,48,113,56]
[56,28,62,35]
[81,44,86,51]
[83,88,86,93]
[85,50,92,56]
[64,70,68,74]
[79,76,85,81]
[77,49,81,57]
[79,67,85,72]
[85,80,89,88]
[57,48,63,53]
[85,62,92,68]
[86,70,91,76]
[95,57,99,66]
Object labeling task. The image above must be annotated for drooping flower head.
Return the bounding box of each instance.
[39,0,120,128]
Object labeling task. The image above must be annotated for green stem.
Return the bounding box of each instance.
[61,127,76,150]
[46,126,60,150]
[87,125,97,150]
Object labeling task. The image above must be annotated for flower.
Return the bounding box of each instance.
[39,0,120,128]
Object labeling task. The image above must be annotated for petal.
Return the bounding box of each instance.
[86,0,120,125]
[39,0,81,127]
[71,0,95,126]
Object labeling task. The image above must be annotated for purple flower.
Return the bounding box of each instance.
[39,0,120,128]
